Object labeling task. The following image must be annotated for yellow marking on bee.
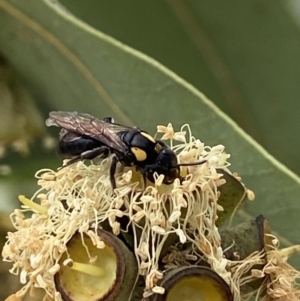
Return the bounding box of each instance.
[131,147,147,161]
[141,132,155,143]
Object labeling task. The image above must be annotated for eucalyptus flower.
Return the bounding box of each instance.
[2,123,300,301]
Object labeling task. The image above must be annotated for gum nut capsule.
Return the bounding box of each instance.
[150,266,233,301]
[221,215,272,261]
[54,229,138,301]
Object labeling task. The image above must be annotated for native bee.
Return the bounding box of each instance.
[46,111,205,189]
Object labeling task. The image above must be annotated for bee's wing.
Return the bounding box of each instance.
[46,111,130,152]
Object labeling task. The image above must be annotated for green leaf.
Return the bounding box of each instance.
[216,169,247,228]
[58,0,300,176]
[0,0,299,272]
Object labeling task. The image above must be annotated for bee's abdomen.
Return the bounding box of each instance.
[58,131,102,158]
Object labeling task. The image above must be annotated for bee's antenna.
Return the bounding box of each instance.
[173,160,207,168]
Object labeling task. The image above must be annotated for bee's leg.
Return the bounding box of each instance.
[63,146,110,167]
[138,167,147,189]
[109,155,118,190]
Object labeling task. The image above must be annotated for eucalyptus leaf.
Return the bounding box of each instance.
[216,169,247,228]
[0,0,299,273]
[58,0,300,175]
[0,56,44,143]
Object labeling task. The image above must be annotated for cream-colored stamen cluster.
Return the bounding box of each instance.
[2,123,299,301]
[136,124,232,297]
[225,235,300,300]
[257,238,300,300]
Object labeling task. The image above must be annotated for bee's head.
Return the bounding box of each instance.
[146,148,180,184]
[146,146,207,185]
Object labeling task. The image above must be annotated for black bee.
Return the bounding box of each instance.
[46,111,205,189]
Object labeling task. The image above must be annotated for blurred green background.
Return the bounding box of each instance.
[0,0,300,299]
